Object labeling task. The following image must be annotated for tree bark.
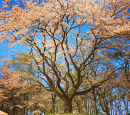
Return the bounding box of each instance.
[51,93,56,113]
[93,98,98,115]
[23,107,25,115]
[93,88,98,115]
[64,99,72,113]
[84,99,88,114]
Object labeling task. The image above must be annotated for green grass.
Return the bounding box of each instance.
[47,112,106,115]
[47,113,96,115]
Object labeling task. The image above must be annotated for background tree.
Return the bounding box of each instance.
[0,53,53,115]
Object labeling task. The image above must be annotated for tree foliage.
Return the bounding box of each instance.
[0,0,130,114]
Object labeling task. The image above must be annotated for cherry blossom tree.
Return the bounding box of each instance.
[0,0,130,113]
[0,68,31,115]
[0,54,53,115]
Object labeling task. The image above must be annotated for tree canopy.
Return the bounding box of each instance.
[0,0,130,114]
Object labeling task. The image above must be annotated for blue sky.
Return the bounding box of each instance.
[0,0,9,64]
[0,0,4,59]
[0,42,7,59]
[0,0,28,65]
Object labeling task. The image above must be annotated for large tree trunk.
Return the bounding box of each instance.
[64,99,72,113]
